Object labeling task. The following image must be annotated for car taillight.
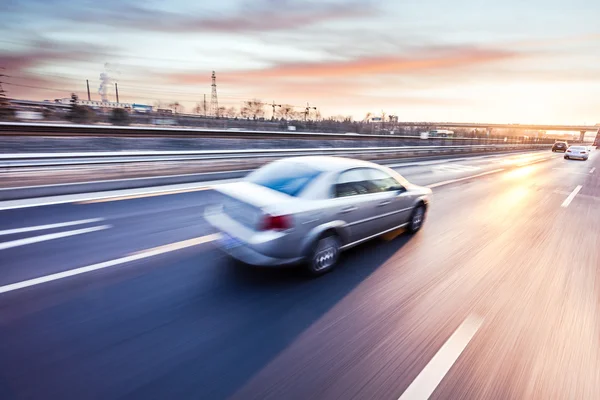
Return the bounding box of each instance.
[261,214,292,231]
[581,151,587,154]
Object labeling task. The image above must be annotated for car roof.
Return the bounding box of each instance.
[280,156,378,172]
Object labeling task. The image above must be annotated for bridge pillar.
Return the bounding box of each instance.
[580,131,586,142]
[486,127,492,136]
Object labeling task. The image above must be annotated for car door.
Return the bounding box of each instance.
[363,168,413,233]
[331,168,381,243]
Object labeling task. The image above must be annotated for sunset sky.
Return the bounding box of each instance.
[2,0,600,123]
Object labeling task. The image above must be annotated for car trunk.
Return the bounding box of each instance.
[212,181,295,230]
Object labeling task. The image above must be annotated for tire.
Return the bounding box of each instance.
[564,156,568,159]
[408,205,426,234]
[306,234,341,277]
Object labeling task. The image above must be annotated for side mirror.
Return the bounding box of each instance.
[395,186,407,194]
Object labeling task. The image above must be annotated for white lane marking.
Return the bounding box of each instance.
[432,164,481,172]
[398,314,484,400]
[590,167,596,174]
[552,168,591,175]
[427,169,505,189]
[0,179,238,211]
[0,218,104,236]
[0,225,111,251]
[561,185,583,208]
[553,190,600,201]
[0,234,219,294]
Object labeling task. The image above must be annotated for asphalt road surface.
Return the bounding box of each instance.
[0,150,598,399]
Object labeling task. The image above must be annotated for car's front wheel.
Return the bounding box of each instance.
[564,155,569,159]
[408,205,426,233]
[306,234,341,276]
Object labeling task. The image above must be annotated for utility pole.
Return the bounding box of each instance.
[270,101,281,120]
[304,102,316,121]
[203,94,207,117]
[86,80,91,101]
[210,71,218,117]
[114,82,119,103]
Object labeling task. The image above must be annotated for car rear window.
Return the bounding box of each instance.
[247,161,321,197]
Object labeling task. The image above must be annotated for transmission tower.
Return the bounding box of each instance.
[210,71,219,117]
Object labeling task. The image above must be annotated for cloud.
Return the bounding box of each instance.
[10,0,373,34]
[0,38,117,100]
[169,46,517,84]
[0,39,113,72]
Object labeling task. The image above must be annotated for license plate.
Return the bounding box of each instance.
[220,233,240,249]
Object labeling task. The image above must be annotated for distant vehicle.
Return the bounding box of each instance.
[564,146,589,161]
[152,118,176,125]
[552,141,568,152]
[428,129,454,137]
[15,111,43,120]
[205,156,432,276]
[157,108,173,114]
[132,103,153,113]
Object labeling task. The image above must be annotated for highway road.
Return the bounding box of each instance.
[0,150,598,399]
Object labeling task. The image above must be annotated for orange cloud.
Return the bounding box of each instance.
[170,47,516,85]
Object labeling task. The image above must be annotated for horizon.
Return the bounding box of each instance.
[2,0,599,124]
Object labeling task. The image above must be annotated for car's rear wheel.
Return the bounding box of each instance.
[306,234,341,276]
[564,156,569,159]
[408,205,426,233]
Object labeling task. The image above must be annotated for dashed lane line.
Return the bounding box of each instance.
[398,314,484,400]
[0,234,218,295]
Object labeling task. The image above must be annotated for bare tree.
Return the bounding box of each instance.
[169,101,182,114]
[363,112,373,122]
[277,104,294,120]
[194,102,207,115]
[224,106,238,118]
[217,106,228,118]
[242,99,265,119]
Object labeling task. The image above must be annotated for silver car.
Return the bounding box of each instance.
[205,156,432,275]
[564,146,589,160]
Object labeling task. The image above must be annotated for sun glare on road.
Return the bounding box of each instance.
[502,165,538,180]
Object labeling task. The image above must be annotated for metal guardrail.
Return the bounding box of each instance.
[0,122,556,144]
[0,144,550,168]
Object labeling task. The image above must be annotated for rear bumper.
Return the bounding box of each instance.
[566,154,588,159]
[215,233,303,267]
[205,206,304,267]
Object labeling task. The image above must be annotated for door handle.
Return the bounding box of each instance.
[377,200,392,207]
[340,205,357,214]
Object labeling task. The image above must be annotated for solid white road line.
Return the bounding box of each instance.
[0,218,104,236]
[398,314,484,400]
[590,167,596,174]
[0,225,111,251]
[0,179,238,211]
[561,185,583,208]
[0,234,218,294]
[427,169,505,189]
[552,168,591,175]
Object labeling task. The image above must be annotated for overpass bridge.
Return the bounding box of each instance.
[396,122,599,139]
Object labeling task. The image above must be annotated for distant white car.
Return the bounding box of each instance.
[564,146,589,161]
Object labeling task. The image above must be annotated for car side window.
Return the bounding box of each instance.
[365,168,404,192]
[335,168,374,198]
